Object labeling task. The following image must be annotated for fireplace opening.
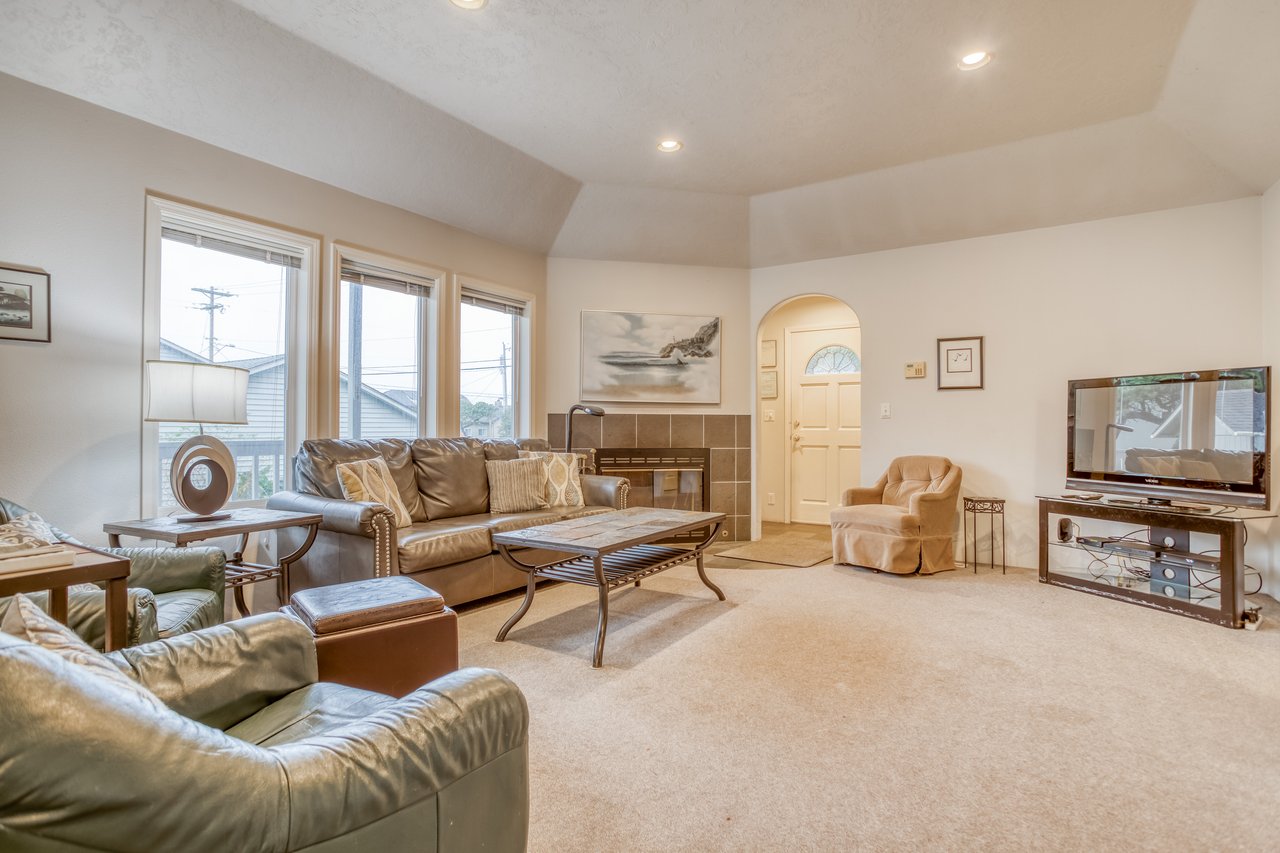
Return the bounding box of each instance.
[596,447,711,542]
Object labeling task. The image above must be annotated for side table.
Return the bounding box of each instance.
[104,508,322,617]
[963,496,1006,573]
[0,548,131,650]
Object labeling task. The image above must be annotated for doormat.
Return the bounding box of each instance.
[717,540,831,568]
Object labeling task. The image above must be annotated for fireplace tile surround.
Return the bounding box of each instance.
[548,413,751,541]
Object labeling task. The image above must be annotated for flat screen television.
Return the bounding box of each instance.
[1066,366,1270,508]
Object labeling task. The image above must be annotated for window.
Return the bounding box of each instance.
[805,345,860,375]
[459,286,527,439]
[144,198,317,512]
[338,258,435,439]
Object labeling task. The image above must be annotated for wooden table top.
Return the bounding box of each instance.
[103,507,324,545]
[492,507,725,556]
[0,547,130,595]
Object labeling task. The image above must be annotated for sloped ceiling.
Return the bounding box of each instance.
[2,0,1278,267]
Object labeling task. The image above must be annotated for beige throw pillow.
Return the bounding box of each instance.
[485,457,550,513]
[336,457,413,528]
[519,450,585,508]
[1,593,168,713]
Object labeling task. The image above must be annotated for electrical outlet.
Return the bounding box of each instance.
[880,403,892,419]
[767,492,776,505]
[904,361,927,379]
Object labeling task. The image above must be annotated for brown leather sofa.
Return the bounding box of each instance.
[267,437,629,606]
[0,612,529,851]
[830,455,963,574]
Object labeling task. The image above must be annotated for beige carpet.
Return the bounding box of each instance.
[717,538,831,567]
[456,558,1280,851]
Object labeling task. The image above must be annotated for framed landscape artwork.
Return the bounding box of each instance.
[581,310,722,404]
[0,265,50,343]
[937,336,984,390]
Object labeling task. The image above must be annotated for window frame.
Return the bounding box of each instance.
[455,274,535,439]
[328,243,444,440]
[141,195,321,515]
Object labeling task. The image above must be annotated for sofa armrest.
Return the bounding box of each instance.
[107,612,318,729]
[268,490,393,538]
[278,668,529,850]
[108,545,226,594]
[582,474,629,509]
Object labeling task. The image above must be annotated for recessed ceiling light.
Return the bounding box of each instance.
[450,0,487,9]
[657,139,683,153]
[958,51,992,70]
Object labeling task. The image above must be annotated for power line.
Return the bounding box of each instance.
[190,287,235,361]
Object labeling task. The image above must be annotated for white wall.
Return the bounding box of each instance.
[1260,180,1280,593]
[545,258,751,414]
[756,296,861,523]
[752,198,1268,578]
[0,74,547,544]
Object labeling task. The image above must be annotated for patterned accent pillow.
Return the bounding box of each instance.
[336,457,414,528]
[0,512,60,556]
[518,451,585,508]
[485,458,550,513]
[0,593,168,713]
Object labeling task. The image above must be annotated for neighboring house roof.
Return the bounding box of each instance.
[1151,389,1261,437]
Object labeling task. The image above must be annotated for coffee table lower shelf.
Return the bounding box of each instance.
[492,508,726,667]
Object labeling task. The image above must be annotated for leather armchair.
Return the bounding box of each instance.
[830,456,963,574]
[0,613,529,852]
[0,498,226,648]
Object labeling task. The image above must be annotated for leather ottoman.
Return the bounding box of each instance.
[283,576,459,698]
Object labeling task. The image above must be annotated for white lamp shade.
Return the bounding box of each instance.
[145,360,250,424]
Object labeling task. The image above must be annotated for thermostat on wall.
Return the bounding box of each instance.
[905,361,927,379]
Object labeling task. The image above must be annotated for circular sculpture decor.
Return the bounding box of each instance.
[169,434,237,520]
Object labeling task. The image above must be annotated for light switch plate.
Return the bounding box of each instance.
[905,361,927,379]
[764,409,775,422]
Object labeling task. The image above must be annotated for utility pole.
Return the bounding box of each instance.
[191,287,235,361]
[499,343,508,407]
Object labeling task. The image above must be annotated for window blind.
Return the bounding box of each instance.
[461,287,526,316]
[340,260,434,297]
[161,225,302,269]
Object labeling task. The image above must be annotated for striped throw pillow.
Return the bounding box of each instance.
[518,450,585,508]
[485,457,550,513]
[336,457,413,528]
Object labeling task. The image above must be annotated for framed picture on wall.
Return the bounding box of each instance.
[759,370,778,399]
[760,339,777,368]
[580,310,721,404]
[0,264,50,343]
[937,336,984,390]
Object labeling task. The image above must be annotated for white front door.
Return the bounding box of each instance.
[788,327,861,525]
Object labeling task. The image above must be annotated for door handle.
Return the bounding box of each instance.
[792,433,802,443]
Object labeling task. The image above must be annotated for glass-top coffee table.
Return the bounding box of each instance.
[492,507,727,667]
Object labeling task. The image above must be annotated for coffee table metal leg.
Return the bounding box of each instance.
[497,567,537,643]
[693,522,726,600]
[592,555,609,668]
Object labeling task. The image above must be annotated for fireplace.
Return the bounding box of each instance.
[596,447,711,543]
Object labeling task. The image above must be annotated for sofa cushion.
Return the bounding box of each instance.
[153,589,223,639]
[336,457,414,528]
[295,438,427,522]
[411,438,489,519]
[485,458,550,513]
[398,521,492,572]
[224,682,396,746]
[830,504,920,537]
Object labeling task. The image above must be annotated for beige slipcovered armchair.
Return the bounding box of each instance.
[830,456,962,574]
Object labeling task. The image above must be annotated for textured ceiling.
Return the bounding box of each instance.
[1,0,1277,267]
[230,0,1193,195]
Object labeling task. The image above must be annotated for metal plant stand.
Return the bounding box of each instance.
[963,496,1006,573]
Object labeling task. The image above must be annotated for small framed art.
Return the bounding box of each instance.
[759,370,778,399]
[0,264,50,343]
[937,336,983,390]
[760,339,777,368]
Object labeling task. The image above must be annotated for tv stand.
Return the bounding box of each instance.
[1038,496,1264,628]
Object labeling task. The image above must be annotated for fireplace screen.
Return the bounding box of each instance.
[596,448,711,542]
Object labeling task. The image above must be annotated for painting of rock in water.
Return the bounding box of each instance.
[581,311,721,404]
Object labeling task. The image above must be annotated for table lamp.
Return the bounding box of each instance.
[145,360,250,521]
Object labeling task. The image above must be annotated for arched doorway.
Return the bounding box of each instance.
[756,295,861,532]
